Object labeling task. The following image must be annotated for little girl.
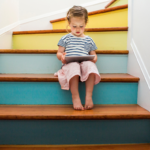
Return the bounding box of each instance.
[55,6,101,110]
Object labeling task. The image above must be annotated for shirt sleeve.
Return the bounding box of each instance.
[57,37,66,48]
[90,38,97,51]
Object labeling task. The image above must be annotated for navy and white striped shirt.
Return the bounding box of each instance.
[58,33,97,56]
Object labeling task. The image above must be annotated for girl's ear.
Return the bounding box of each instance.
[66,24,70,33]
[68,22,71,28]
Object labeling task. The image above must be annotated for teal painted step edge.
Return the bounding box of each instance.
[0,82,138,104]
[0,54,128,74]
[0,119,150,144]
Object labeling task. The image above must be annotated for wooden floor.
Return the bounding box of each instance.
[0,144,150,150]
[0,104,150,120]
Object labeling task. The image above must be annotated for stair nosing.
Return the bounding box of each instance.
[0,104,149,120]
[0,74,140,82]
[0,144,150,149]
[105,0,117,8]
[13,27,128,35]
[50,4,128,23]
[0,49,129,54]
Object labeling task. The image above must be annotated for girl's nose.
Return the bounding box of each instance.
[76,27,80,30]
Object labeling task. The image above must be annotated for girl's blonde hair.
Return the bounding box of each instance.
[66,6,88,24]
[66,6,88,33]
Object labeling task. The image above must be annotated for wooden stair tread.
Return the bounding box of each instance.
[105,0,117,8]
[50,4,128,23]
[0,144,150,150]
[0,49,129,54]
[13,27,128,35]
[0,74,139,82]
[0,104,150,120]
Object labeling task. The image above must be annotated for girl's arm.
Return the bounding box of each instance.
[89,50,97,63]
[57,46,66,64]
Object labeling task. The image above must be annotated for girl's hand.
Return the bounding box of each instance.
[91,55,97,63]
[61,52,66,64]
[89,50,97,63]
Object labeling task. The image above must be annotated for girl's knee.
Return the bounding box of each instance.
[81,61,95,66]
[63,62,80,73]
[69,62,80,67]
[89,73,95,77]
[70,75,80,80]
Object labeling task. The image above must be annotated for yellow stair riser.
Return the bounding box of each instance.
[108,0,128,8]
[52,8,128,29]
[13,31,127,50]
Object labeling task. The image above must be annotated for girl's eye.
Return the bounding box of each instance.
[80,26,83,28]
[73,26,76,28]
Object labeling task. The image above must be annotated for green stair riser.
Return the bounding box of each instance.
[12,32,127,50]
[0,82,138,105]
[0,54,128,74]
[0,119,149,145]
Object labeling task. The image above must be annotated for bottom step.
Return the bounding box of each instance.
[0,144,150,150]
[0,105,150,145]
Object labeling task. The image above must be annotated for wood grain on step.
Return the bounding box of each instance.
[105,0,117,8]
[0,74,139,82]
[0,49,129,54]
[0,105,150,120]
[0,144,150,150]
[13,27,128,35]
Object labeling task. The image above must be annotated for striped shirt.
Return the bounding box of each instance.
[57,33,97,56]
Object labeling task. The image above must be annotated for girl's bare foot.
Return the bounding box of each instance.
[84,96,94,110]
[72,95,84,110]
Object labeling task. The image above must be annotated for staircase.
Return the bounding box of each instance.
[0,0,150,149]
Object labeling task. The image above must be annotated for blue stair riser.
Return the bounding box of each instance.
[0,119,149,145]
[0,82,138,105]
[0,54,128,74]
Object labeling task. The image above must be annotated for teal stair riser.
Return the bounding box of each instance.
[0,54,128,74]
[0,119,150,144]
[0,82,138,104]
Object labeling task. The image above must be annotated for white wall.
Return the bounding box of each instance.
[127,0,150,111]
[19,0,110,31]
[0,0,110,48]
[0,0,20,48]
[19,0,96,20]
[0,0,110,34]
[19,0,109,20]
[0,0,20,29]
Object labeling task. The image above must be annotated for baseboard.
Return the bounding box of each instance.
[0,21,20,36]
[131,39,150,89]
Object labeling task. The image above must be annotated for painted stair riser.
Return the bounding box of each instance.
[0,119,149,145]
[12,32,127,50]
[0,82,138,105]
[52,9,128,29]
[108,0,128,8]
[0,54,128,74]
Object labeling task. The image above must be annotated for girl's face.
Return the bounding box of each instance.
[69,17,86,37]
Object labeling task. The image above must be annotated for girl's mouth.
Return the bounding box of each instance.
[76,32,80,34]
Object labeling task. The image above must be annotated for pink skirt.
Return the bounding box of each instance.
[54,61,101,90]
